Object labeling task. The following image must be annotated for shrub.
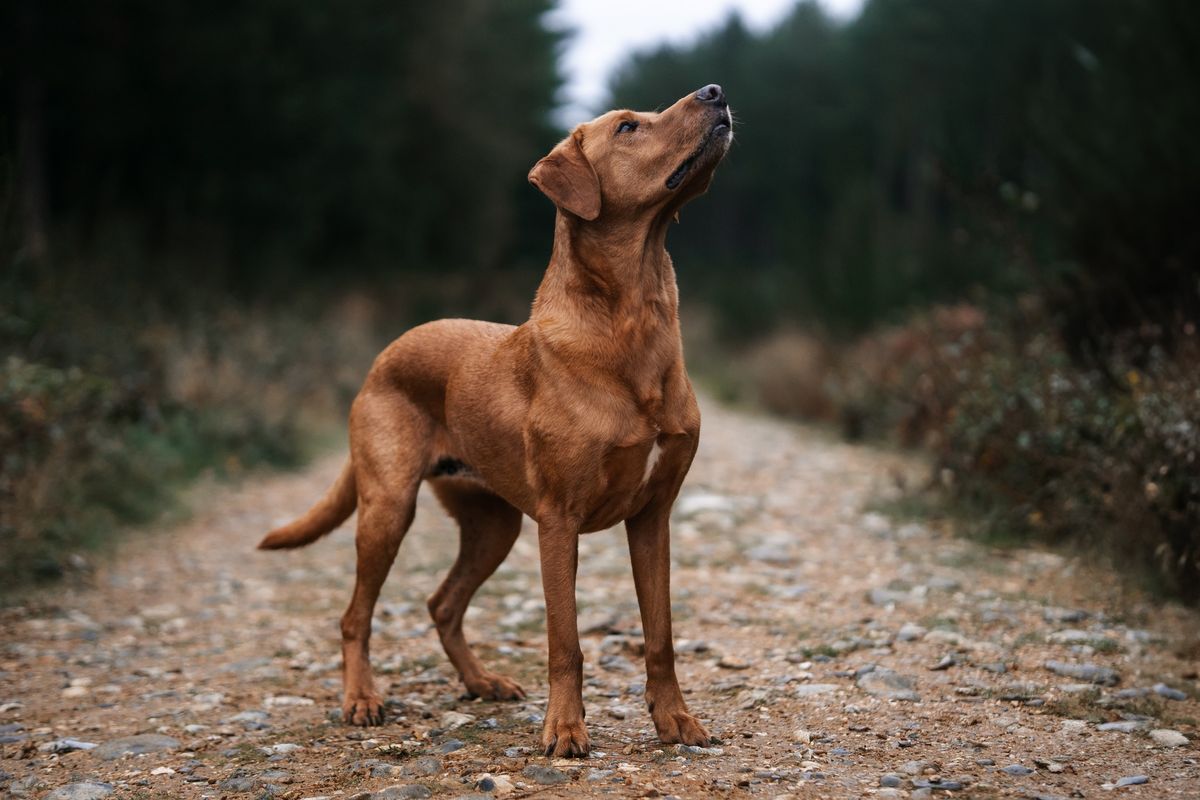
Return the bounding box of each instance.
[741,302,1200,601]
[0,294,380,592]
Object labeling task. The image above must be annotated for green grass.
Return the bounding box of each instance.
[0,403,317,600]
[800,644,841,659]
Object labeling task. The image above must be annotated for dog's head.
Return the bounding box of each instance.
[529,84,733,223]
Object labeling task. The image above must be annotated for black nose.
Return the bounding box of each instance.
[695,83,726,107]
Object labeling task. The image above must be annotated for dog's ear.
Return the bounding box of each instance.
[528,131,601,221]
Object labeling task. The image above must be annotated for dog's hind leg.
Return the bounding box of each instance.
[427,480,525,701]
[340,390,429,726]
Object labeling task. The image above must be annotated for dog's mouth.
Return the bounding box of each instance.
[666,111,732,191]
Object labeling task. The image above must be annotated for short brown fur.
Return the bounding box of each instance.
[259,86,733,756]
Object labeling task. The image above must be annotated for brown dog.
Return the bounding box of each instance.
[259,84,732,757]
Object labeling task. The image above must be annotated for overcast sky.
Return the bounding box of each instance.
[550,0,865,126]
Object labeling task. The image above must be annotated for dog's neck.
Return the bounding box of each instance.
[537,212,674,297]
[530,211,683,388]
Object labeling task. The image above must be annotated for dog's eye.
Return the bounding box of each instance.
[616,120,638,135]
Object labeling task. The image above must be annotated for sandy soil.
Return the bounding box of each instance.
[2,399,1197,799]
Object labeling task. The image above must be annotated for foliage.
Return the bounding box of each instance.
[609,0,1200,342]
[0,0,565,289]
[741,305,1200,601]
[0,280,382,590]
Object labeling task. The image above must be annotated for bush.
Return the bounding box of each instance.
[0,291,381,592]
[941,320,1200,600]
[741,302,1200,601]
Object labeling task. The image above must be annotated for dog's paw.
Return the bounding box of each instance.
[465,672,526,701]
[541,712,590,757]
[342,694,387,726]
[651,707,712,746]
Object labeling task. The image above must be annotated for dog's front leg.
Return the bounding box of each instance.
[626,503,713,746]
[537,516,590,757]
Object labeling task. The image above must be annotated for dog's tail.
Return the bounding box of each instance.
[258,459,357,550]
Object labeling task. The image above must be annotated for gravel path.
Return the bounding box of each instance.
[2,399,1197,799]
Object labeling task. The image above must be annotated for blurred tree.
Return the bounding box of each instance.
[0,0,565,292]
[608,0,1200,348]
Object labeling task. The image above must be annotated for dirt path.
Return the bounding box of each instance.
[2,399,1198,799]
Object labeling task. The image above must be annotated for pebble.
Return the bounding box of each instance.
[897,623,927,642]
[924,630,964,646]
[793,683,838,697]
[263,694,314,707]
[912,779,965,791]
[1043,660,1120,686]
[371,786,433,800]
[676,743,723,756]
[674,491,735,517]
[1043,607,1089,624]
[406,756,442,776]
[586,769,615,782]
[39,738,98,753]
[880,773,904,787]
[218,770,259,792]
[868,587,910,606]
[857,669,919,702]
[718,656,751,670]
[487,774,515,795]
[1148,729,1188,748]
[746,544,793,564]
[226,709,270,728]
[928,655,955,671]
[437,738,465,754]
[926,576,961,591]
[44,783,114,800]
[1001,764,1034,776]
[1152,683,1187,701]
[440,711,475,729]
[91,733,180,761]
[599,654,635,673]
[522,765,568,785]
[1114,775,1149,787]
[1097,721,1142,733]
[1058,682,1098,693]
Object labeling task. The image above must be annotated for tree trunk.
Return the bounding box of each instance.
[16,0,48,260]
